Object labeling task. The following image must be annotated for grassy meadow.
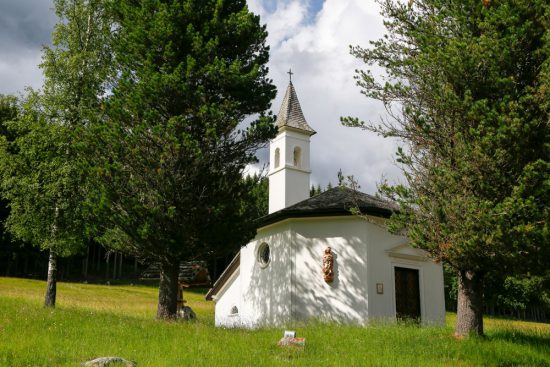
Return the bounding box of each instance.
[0,277,549,367]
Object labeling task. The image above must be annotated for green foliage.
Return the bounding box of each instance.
[96,0,276,264]
[0,95,18,141]
[0,95,23,255]
[40,0,113,127]
[345,0,550,277]
[499,276,549,311]
[310,184,322,197]
[444,265,550,319]
[1,277,549,367]
[0,95,86,255]
[489,273,550,314]
[0,0,113,256]
[244,173,269,218]
[344,0,550,335]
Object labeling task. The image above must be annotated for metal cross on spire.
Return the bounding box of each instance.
[287,68,294,82]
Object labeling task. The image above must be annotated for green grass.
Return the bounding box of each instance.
[0,277,549,366]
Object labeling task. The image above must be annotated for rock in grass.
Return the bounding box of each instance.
[82,356,136,366]
[178,305,196,320]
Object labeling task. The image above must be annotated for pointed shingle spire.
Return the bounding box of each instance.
[275,81,316,135]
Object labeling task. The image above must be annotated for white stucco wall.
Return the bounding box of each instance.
[290,217,370,324]
[364,219,446,324]
[268,130,312,213]
[238,222,293,327]
[268,168,311,215]
[213,215,445,328]
[213,271,242,328]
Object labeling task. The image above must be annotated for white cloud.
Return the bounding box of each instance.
[0,0,403,195]
[251,0,403,194]
[265,1,309,47]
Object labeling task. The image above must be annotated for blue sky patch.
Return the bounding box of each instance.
[262,0,324,22]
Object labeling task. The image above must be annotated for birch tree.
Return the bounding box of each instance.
[0,0,113,307]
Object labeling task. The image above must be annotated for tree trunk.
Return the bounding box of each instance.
[5,255,11,276]
[455,270,484,337]
[156,260,180,320]
[113,253,118,279]
[64,258,69,280]
[83,245,89,279]
[119,254,123,279]
[91,244,96,275]
[13,253,18,276]
[44,249,57,308]
[96,245,101,272]
[105,252,110,280]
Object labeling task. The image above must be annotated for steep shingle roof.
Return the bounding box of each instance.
[257,186,399,227]
[275,82,316,135]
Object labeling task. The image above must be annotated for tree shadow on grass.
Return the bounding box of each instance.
[489,329,550,356]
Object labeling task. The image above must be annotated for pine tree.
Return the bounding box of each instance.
[97,0,276,319]
[344,0,550,336]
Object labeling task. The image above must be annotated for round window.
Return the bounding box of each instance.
[257,243,270,267]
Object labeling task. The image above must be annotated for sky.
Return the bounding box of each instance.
[0,0,403,195]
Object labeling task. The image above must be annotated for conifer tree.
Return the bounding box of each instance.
[344,0,550,336]
[98,0,276,319]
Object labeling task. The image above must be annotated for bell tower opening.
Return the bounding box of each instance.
[293,146,301,167]
[274,148,280,168]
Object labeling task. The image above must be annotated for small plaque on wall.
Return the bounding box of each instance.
[376,283,384,294]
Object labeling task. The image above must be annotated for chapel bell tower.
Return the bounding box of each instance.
[268,72,316,214]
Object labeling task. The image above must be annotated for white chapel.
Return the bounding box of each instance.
[206,80,445,328]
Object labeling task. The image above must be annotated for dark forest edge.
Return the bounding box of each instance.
[1,228,548,323]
